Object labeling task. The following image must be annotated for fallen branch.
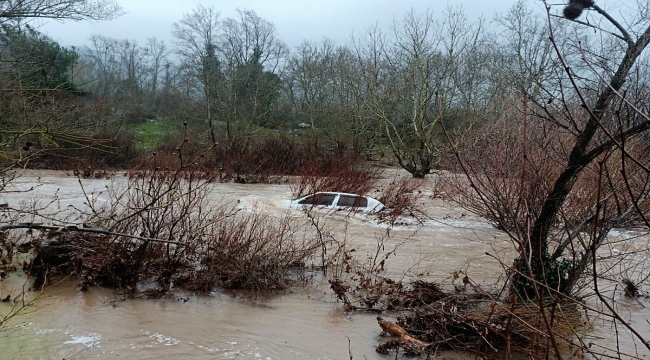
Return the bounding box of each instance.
[0,223,189,246]
[376,316,431,354]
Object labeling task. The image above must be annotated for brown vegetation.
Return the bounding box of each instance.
[23,162,322,295]
[450,110,650,235]
[30,131,140,170]
[127,134,383,189]
[330,250,588,359]
[288,147,383,198]
[375,177,426,221]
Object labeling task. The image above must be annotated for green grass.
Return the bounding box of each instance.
[129,118,180,150]
[127,118,321,151]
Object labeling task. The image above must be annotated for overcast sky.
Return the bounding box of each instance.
[36,0,520,50]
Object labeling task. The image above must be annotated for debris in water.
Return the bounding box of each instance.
[622,277,641,297]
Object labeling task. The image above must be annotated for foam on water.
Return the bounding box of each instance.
[63,335,101,348]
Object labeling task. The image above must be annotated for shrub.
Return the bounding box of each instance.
[289,149,383,198]
[376,177,425,220]
[184,210,320,291]
[27,131,141,170]
[27,164,321,295]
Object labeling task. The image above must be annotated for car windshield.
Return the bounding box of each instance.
[298,193,336,206]
[336,195,368,208]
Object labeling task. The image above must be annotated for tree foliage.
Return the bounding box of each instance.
[0,0,123,171]
[172,6,288,145]
[0,24,79,92]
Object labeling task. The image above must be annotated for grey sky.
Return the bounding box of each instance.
[37,0,519,50]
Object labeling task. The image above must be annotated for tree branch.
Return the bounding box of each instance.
[0,223,190,246]
[591,5,634,45]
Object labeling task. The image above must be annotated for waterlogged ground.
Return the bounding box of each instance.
[0,170,649,359]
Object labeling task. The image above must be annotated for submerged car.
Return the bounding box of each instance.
[290,192,385,213]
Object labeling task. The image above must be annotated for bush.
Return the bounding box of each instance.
[290,148,383,198]
[27,131,141,170]
[376,177,425,220]
[26,165,321,295]
[184,210,320,291]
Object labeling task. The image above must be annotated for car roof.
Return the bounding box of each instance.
[311,191,366,197]
[296,192,384,203]
[301,191,366,198]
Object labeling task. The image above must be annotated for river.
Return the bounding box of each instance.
[0,170,648,359]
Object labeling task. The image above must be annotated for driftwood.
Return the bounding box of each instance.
[376,316,431,355]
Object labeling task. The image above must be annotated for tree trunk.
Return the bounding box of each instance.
[524,25,650,295]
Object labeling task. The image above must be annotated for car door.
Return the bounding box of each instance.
[335,194,368,211]
[298,193,338,209]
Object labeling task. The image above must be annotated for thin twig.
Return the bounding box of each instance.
[0,223,189,246]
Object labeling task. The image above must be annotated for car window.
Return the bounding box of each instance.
[336,195,368,208]
[298,193,336,206]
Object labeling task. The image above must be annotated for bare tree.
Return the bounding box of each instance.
[330,45,383,157]
[78,35,172,121]
[145,37,170,111]
[521,1,650,296]
[451,0,650,305]
[0,0,123,23]
[493,0,559,100]
[172,4,222,144]
[220,9,287,73]
[173,6,287,145]
[220,9,287,134]
[286,39,336,131]
[357,7,485,177]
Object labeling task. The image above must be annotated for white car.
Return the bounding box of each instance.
[290,192,385,213]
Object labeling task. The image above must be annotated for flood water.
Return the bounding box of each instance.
[1,170,649,359]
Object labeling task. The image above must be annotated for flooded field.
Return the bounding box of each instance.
[1,170,649,359]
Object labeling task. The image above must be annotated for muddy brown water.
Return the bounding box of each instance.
[0,170,649,359]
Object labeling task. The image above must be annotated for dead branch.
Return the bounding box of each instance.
[0,222,189,246]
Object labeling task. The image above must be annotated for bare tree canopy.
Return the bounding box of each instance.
[0,0,124,22]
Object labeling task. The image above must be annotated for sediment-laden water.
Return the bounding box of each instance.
[0,170,648,359]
